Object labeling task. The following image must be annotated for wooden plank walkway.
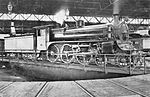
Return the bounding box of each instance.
[0,74,150,97]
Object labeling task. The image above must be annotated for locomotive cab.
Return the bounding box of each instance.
[33,24,55,51]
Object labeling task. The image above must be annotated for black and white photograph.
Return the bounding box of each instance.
[0,0,150,96]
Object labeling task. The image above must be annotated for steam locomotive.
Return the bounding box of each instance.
[3,15,150,66]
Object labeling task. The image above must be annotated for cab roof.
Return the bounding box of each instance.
[33,24,55,29]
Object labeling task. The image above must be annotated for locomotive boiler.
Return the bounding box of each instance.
[4,15,150,66]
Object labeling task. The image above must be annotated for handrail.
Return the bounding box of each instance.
[0,51,148,75]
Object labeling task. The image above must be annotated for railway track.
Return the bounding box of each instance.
[34,82,48,97]
[108,80,148,97]
[74,81,96,97]
[75,80,149,97]
[0,76,149,96]
[0,82,14,93]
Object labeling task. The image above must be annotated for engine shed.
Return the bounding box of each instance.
[0,1,150,96]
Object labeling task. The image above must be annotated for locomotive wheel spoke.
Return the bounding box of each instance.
[10,53,16,59]
[132,56,144,67]
[76,54,92,65]
[22,54,28,61]
[28,54,36,61]
[95,55,104,66]
[114,55,129,67]
[60,44,74,63]
[47,45,59,63]
[15,53,21,61]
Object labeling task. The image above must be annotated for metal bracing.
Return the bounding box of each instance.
[0,13,149,25]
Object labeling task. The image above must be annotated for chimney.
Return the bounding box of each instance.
[113,0,121,26]
[113,14,120,27]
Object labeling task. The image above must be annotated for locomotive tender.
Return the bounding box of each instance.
[4,15,150,66]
